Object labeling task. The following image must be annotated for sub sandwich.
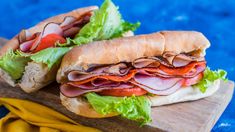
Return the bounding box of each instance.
[0,0,139,93]
[57,31,227,124]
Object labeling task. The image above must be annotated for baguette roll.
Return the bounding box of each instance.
[57,31,215,118]
[57,31,210,83]
[0,6,97,92]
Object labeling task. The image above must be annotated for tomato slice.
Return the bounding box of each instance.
[182,73,203,87]
[159,61,206,76]
[98,87,147,97]
[34,34,66,52]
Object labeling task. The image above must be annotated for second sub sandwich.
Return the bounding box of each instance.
[0,0,139,93]
[57,31,227,124]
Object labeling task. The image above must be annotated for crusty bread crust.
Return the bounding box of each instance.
[57,31,210,82]
[161,31,210,56]
[19,62,58,93]
[0,6,97,91]
[0,68,16,87]
[60,93,118,118]
[60,80,220,118]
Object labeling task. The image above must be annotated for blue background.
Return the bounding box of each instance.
[0,0,234,131]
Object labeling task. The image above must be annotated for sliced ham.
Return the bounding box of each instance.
[68,80,120,90]
[133,54,204,69]
[68,63,132,82]
[19,39,35,52]
[19,32,41,52]
[136,68,173,78]
[63,27,81,38]
[133,74,182,90]
[173,57,191,67]
[68,82,95,90]
[113,83,134,89]
[133,57,172,68]
[60,16,77,28]
[162,51,205,67]
[60,84,110,97]
[68,71,98,82]
[68,81,131,90]
[87,63,130,75]
[18,30,26,43]
[91,78,120,87]
[133,58,160,68]
[42,23,63,37]
[130,79,183,96]
[104,63,131,75]
[162,51,177,65]
[72,13,91,27]
[173,54,204,67]
[61,13,91,33]
[87,65,109,73]
[64,15,90,38]
[61,83,134,97]
[29,33,42,51]
[18,29,32,43]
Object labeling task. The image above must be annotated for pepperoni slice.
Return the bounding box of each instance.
[159,61,206,76]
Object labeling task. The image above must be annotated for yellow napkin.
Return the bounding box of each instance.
[0,98,100,132]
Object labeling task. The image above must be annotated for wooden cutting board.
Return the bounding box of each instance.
[0,38,234,132]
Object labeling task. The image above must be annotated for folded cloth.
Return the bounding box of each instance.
[0,98,100,132]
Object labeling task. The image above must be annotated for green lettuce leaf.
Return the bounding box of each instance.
[29,47,71,69]
[110,21,140,39]
[59,0,140,46]
[0,50,30,80]
[85,93,151,125]
[194,68,227,93]
[1,47,70,80]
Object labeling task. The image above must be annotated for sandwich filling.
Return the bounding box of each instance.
[59,51,227,125]
[60,52,206,97]
[18,13,91,53]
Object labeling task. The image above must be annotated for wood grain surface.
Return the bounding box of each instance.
[0,38,234,132]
